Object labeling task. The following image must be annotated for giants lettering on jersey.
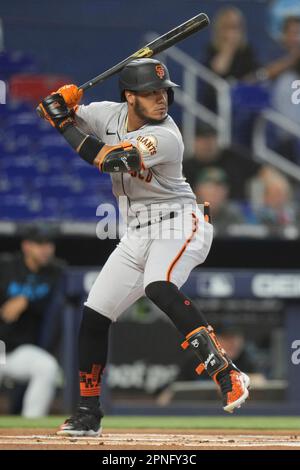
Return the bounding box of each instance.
[136,135,158,156]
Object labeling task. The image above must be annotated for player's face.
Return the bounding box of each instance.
[133,89,168,124]
[22,240,55,268]
[283,21,300,50]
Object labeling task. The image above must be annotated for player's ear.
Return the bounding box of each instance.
[125,90,135,105]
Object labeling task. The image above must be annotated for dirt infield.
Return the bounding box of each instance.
[0,428,300,450]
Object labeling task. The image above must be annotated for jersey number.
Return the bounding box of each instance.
[130,169,152,183]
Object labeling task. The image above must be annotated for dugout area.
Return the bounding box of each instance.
[0,416,300,450]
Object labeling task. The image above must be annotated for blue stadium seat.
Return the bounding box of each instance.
[61,196,102,220]
[0,51,37,79]
[7,101,33,115]
[34,155,66,174]
[0,106,9,120]
[231,83,270,146]
[0,206,34,220]
[3,165,39,179]
[38,134,69,148]
[1,153,34,166]
[5,122,40,139]
[0,186,25,197]
[38,146,75,160]
[0,195,28,220]
[1,138,34,155]
[0,96,115,221]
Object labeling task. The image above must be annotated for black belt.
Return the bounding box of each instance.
[135,211,177,230]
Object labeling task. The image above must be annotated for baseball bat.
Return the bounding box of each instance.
[79,12,210,91]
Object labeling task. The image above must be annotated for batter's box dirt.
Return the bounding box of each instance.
[0,429,300,450]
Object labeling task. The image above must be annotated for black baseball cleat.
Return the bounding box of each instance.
[57,405,104,436]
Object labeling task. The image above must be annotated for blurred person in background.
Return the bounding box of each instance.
[250,16,300,85]
[183,123,260,201]
[233,15,300,162]
[193,167,245,235]
[270,17,300,123]
[217,325,266,387]
[0,225,64,417]
[251,167,298,229]
[202,6,258,111]
[268,0,300,41]
[267,16,300,163]
[183,123,219,190]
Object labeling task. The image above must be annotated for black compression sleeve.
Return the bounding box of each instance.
[62,124,86,150]
[79,135,105,165]
[62,125,87,150]
[61,123,105,165]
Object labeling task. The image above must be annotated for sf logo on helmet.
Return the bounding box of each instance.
[155,64,165,79]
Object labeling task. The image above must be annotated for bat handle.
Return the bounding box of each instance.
[79,80,98,92]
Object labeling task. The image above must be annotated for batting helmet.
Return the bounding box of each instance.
[119,58,179,105]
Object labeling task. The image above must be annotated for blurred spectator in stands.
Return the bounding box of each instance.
[206,7,258,80]
[193,167,245,235]
[251,167,298,229]
[0,224,65,417]
[266,16,300,163]
[202,6,258,111]
[217,325,266,386]
[247,16,300,86]
[183,124,218,189]
[270,17,300,125]
[268,0,300,41]
[183,123,260,201]
[241,16,300,162]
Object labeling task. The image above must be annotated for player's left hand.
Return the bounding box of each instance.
[56,84,83,109]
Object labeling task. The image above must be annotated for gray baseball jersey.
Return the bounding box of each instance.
[76,101,213,321]
[75,101,196,226]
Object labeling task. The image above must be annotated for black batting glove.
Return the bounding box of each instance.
[37,93,75,133]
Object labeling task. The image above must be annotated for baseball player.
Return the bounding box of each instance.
[38,58,250,436]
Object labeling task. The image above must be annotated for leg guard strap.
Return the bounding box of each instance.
[181,325,229,380]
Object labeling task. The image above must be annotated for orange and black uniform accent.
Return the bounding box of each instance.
[204,201,211,223]
[78,306,111,407]
[130,168,152,182]
[80,364,103,397]
[181,325,229,381]
[97,141,143,174]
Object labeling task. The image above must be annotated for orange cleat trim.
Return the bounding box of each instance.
[226,371,246,403]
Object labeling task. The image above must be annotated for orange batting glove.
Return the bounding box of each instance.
[55,84,83,109]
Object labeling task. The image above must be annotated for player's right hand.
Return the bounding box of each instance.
[55,84,83,108]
